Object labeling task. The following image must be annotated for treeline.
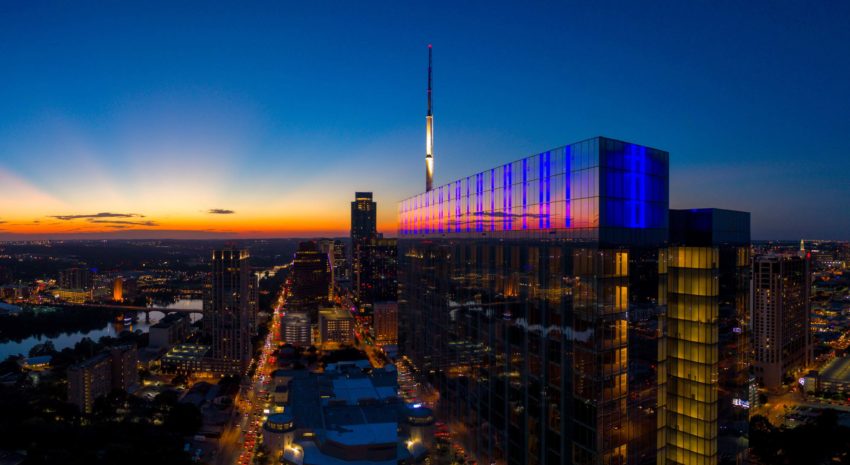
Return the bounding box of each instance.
[0,306,116,344]
[750,411,850,464]
[0,383,199,465]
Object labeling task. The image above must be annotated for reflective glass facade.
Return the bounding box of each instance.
[657,247,720,465]
[399,137,669,465]
[399,137,668,247]
[659,210,751,465]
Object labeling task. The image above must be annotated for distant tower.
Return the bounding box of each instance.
[425,44,434,192]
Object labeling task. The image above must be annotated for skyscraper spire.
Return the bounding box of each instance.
[425,44,434,192]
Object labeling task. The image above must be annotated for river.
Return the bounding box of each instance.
[0,299,203,360]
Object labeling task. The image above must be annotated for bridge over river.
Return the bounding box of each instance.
[56,302,204,315]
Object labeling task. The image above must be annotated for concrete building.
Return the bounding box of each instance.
[59,267,93,290]
[281,312,312,347]
[373,301,398,346]
[319,308,354,346]
[67,345,138,414]
[67,353,112,414]
[109,345,139,391]
[752,254,812,389]
[149,313,191,349]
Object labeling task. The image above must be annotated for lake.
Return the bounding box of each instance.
[0,299,203,360]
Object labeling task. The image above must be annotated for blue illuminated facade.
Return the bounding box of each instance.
[399,136,668,245]
[398,137,670,465]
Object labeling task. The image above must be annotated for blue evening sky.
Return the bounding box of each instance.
[1,1,848,239]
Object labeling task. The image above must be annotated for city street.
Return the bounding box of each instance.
[216,295,283,465]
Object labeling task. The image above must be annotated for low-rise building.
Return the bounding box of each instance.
[281,312,312,347]
[318,308,354,346]
[266,362,432,465]
[149,313,191,349]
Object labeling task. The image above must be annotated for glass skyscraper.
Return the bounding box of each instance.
[399,137,669,465]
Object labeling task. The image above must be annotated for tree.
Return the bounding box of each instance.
[165,403,202,435]
[29,340,56,357]
[171,373,189,387]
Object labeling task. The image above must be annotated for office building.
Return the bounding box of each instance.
[357,236,398,306]
[318,239,347,284]
[282,311,312,347]
[752,254,811,390]
[290,241,332,313]
[319,307,355,346]
[59,267,93,290]
[351,192,378,302]
[373,301,398,346]
[351,192,377,245]
[206,248,253,374]
[399,136,669,465]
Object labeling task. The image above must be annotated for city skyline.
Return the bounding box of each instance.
[2,2,850,240]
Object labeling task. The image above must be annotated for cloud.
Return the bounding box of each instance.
[0,220,6,224]
[88,219,159,227]
[207,209,235,215]
[50,212,145,221]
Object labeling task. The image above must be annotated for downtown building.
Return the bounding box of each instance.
[398,136,749,465]
[204,248,254,374]
[289,241,332,315]
[351,192,399,309]
[752,253,811,390]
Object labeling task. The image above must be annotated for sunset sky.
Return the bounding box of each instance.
[2,2,849,240]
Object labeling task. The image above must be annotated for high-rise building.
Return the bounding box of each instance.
[752,254,811,390]
[351,192,377,245]
[113,277,124,302]
[281,311,312,347]
[67,352,111,414]
[206,248,253,374]
[657,209,751,465]
[373,301,398,346]
[399,136,669,465]
[332,240,347,280]
[67,345,139,414]
[109,345,139,392]
[60,267,93,290]
[290,241,332,313]
[357,236,398,306]
[318,239,346,296]
[351,192,378,303]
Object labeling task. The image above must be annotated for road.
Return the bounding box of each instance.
[216,294,283,465]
